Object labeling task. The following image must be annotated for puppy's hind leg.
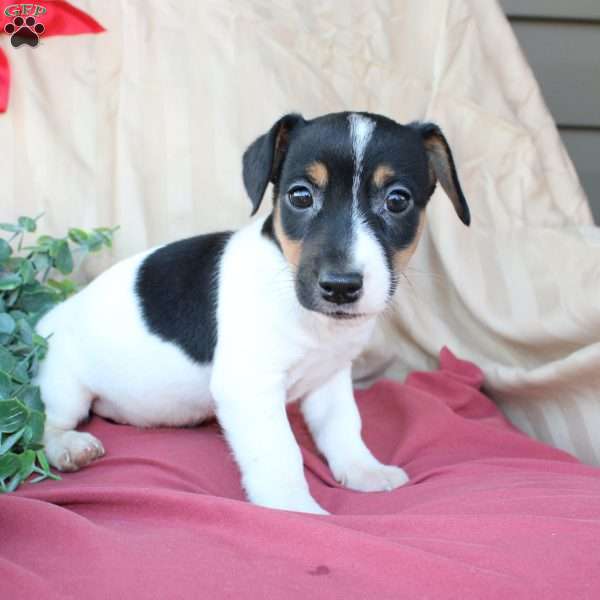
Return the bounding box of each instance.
[37,353,104,472]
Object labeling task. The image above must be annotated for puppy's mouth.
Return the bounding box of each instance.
[325,310,368,321]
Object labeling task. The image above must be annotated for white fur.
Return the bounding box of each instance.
[347,113,391,315]
[36,217,408,513]
[353,219,392,315]
[36,251,214,430]
[348,113,376,207]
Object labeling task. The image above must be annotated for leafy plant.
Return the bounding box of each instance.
[0,215,117,492]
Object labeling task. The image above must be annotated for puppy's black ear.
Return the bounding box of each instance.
[242,113,305,215]
[411,122,470,226]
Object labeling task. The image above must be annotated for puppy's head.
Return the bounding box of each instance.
[242,111,469,320]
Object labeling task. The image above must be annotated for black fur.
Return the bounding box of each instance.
[136,232,232,364]
[242,113,305,215]
[261,213,280,250]
[410,121,471,226]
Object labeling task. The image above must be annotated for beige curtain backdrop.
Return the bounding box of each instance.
[2,0,599,463]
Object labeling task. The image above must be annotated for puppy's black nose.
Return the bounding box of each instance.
[318,271,363,304]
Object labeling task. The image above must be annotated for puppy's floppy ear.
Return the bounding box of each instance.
[411,122,471,226]
[242,113,305,215]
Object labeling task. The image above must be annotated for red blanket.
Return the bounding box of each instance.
[2,349,600,599]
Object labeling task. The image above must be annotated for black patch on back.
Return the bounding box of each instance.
[135,232,232,364]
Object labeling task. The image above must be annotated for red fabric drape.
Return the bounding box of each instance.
[4,349,600,599]
[0,1,104,112]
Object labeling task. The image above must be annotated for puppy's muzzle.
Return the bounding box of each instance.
[318,271,363,305]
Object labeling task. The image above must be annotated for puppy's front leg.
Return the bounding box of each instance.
[301,366,409,492]
[211,375,327,515]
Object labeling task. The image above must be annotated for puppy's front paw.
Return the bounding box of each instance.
[44,430,105,472]
[337,462,409,493]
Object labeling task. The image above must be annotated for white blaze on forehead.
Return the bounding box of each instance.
[347,113,376,205]
[347,114,390,312]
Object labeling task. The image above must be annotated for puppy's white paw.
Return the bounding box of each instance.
[44,430,105,472]
[337,462,409,492]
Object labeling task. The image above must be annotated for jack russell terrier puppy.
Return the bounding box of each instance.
[36,111,470,514]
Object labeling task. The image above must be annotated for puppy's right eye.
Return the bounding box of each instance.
[288,186,313,209]
[385,188,412,214]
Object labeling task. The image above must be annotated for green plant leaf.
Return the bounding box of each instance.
[12,360,30,384]
[32,251,51,274]
[51,240,74,275]
[0,451,20,479]
[25,410,44,445]
[68,228,89,245]
[0,238,11,263]
[85,232,105,252]
[18,260,36,285]
[17,386,44,411]
[6,255,24,269]
[8,342,30,354]
[0,347,17,373]
[0,215,116,492]
[17,217,36,233]
[32,333,48,351]
[36,448,49,472]
[18,449,36,479]
[95,226,118,247]
[0,313,15,335]
[0,223,21,233]
[20,409,44,446]
[0,273,22,291]
[0,399,29,432]
[48,278,79,300]
[4,289,19,308]
[0,372,14,400]
[36,235,55,249]
[17,289,59,315]
[0,427,25,453]
[17,319,34,346]
[5,472,22,492]
[9,309,27,321]
[29,353,39,377]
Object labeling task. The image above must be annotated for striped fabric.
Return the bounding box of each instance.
[2,0,598,462]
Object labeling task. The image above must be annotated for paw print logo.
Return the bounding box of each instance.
[4,16,45,48]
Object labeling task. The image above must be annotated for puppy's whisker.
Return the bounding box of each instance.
[404,265,439,275]
[400,270,415,292]
[403,269,457,296]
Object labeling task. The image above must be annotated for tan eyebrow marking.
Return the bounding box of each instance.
[373,164,396,188]
[306,161,329,187]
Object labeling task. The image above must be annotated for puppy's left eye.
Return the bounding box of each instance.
[288,186,314,209]
[385,188,412,214]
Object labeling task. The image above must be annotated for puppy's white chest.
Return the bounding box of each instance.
[284,323,373,401]
[214,222,377,403]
